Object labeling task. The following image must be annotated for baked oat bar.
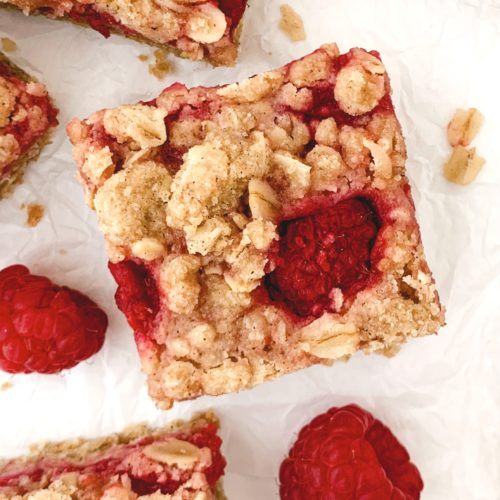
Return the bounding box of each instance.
[1,0,248,66]
[67,44,445,409]
[0,412,226,499]
[0,51,58,198]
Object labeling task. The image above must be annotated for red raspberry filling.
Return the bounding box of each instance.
[218,0,247,33]
[67,3,136,38]
[0,423,225,496]
[108,260,160,338]
[279,404,424,499]
[0,265,106,374]
[264,197,381,319]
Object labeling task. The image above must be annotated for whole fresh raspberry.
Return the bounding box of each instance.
[0,265,107,374]
[279,404,423,499]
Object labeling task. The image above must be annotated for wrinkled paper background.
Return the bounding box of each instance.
[1,1,500,498]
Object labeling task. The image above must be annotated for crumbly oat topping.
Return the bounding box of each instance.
[2,0,247,66]
[334,49,386,116]
[94,161,172,259]
[279,4,306,42]
[68,44,445,408]
[0,134,20,171]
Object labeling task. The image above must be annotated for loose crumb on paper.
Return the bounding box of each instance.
[443,146,485,185]
[381,344,402,358]
[444,106,485,185]
[24,203,45,227]
[279,4,306,42]
[447,108,484,148]
[138,54,149,62]
[149,50,172,81]
[1,381,13,391]
[1,37,17,52]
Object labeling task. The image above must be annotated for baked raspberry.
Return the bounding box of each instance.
[266,197,380,318]
[279,404,424,500]
[0,265,107,374]
[0,412,226,499]
[108,260,159,339]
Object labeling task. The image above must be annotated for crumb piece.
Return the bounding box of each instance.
[447,108,484,147]
[443,146,485,185]
[59,249,67,255]
[138,54,149,62]
[25,203,45,227]
[1,381,13,391]
[149,49,173,81]
[279,4,306,42]
[1,37,17,52]
[381,344,401,358]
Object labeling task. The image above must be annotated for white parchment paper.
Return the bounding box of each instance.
[1,1,500,498]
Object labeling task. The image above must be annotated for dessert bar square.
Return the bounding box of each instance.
[68,44,445,408]
[0,412,226,499]
[0,51,58,198]
[1,0,248,66]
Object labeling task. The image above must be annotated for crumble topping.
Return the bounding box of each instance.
[0,134,20,171]
[279,4,306,42]
[69,44,445,408]
[94,162,172,259]
[103,105,168,149]
[160,255,201,314]
[2,0,247,66]
[334,49,386,116]
[299,319,359,359]
[0,80,16,127]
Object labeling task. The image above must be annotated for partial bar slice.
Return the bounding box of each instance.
[67,44,445,409]
[0,412,226,499]
[0,51,58,198]
[1,0,248,66]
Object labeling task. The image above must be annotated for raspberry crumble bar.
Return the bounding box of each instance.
[1,0,248,66]
[0,412,226,499]
[0,52,58,198]
[68,44,445,408]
